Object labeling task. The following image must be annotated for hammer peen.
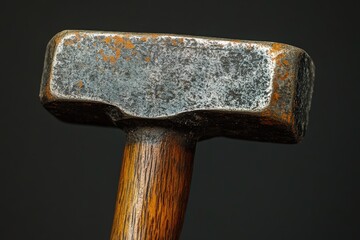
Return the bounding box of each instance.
[40,30,315,240]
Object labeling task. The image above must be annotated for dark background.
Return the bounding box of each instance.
[1,0,359,239]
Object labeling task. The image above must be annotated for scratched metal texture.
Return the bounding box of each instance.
[40,30,315,143]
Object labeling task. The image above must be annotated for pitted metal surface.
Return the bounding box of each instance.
[43,31,275,117]
[40,30,315,143]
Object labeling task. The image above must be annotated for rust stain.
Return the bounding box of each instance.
[64,39,75,46]
[260,109,293,125]
[140,37,147,42]
[124,40,135,49]
[112,36,135,49]
[258,42,297,128]
[104,36,112,44]
[125,56,131,61]
[275,53,285,63]
[273,92,280,101]
[109,56,116,64]
[53,35,63,45]
[116,49,121,58]
[75,33,81,41]
[171,39,178,46]
[260,110,276,125]
[77,80,84,89]
[113,36,125,45]
[281,112,293,123]
[98,49,108,62]
[43,78,54,102]
[144,56,151,62]
[63,32,84,47]
[280,72,289,80]
[282,59,289,65]
[271,43,285,53]
[98,46,121,64]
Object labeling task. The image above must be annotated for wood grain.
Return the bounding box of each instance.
[111,127,196,240]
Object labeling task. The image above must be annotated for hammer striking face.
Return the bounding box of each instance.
[40,30,314,143]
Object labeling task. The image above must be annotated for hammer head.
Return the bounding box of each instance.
[40,30,314,143]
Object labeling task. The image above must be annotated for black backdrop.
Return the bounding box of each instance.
[1,0,359,239]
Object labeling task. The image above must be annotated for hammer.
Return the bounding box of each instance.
[39,30,314,240]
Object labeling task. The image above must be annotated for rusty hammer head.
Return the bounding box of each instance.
[40,30,314,143]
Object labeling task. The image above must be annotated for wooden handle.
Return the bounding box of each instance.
[111,127,196,240]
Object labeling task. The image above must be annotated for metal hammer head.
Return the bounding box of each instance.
[40,30,314,143]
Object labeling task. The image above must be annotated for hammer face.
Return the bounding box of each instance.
[40,30,314,143]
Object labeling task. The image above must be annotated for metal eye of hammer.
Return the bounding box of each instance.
[40,30,315,240]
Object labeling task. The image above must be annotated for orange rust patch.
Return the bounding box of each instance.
[282,59,289,65]
[112,36,135,49]
[271,43,285,53]
[116,49,121,58]
[97,34,174,64]
[260,109,293,125]
[123,40,135,49]
[275,53,285,62]
[63,33,84,47]
[77,80,84,89]
[280,72,289,80]
[271,81,280,102]
[99,49,107,61]
[273,92,280,101]
[113,36,125,45]
[104,36,112,44]
[109,56,116,64]
[42,79,54,102]
[99,47,121,64]
[281,112,293,123]
[260,110,276,125]
[53,35,63,45]
[64,39,75,46]
[263,42,297,128]
[75,33,81,41]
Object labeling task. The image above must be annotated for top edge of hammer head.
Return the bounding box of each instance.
[40,30,315,143]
